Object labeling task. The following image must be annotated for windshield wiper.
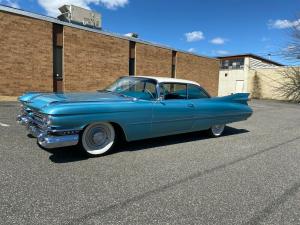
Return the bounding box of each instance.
[97,89,112,93]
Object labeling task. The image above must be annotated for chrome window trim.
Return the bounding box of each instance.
[157,82,189,101]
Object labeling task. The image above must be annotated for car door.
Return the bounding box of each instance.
[187,84,217,131]
[151,82,195,137]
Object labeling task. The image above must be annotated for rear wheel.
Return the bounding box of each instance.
[81,122,115,156]
[208,124,225,137]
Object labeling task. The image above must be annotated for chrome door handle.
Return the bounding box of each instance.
[187,103,195,108]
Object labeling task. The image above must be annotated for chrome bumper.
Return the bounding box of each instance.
[17,114,29,126]
[37,133,79,149]
[17,114,79,149]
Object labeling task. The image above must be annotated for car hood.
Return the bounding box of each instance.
[19,92,133,110]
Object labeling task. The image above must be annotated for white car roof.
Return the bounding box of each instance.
[134,76,200,86]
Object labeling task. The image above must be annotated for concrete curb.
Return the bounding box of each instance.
[0,96,18,101]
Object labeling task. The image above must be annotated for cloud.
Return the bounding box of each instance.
[0,0,19,8]
[184,31,204,42]
[37,0,129,16]
[215,50,229,55]
[210,37,227,45]
[187,48,196,53]
[98,0,128,9]
[268,19,300,29]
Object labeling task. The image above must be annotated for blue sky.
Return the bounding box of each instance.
[1,0,299,65]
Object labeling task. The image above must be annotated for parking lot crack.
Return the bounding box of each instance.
[66,136,300,225]
[243,181,300,225]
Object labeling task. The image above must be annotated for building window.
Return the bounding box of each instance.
[171,51,177,78]
[129,41,136,75]
[220,58,244,70]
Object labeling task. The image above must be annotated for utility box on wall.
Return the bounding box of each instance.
[58,5,102,29]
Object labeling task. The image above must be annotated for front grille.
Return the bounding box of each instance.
[20,105,46,129]
[31,111,46,129]
[32,111,45,124]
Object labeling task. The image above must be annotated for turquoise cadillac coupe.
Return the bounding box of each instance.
[17,76,252,156]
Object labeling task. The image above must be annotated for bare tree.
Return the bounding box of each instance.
[276,24,300,103]
[283,26,300,61]
[252,72,262,99]
[275,67,300,102]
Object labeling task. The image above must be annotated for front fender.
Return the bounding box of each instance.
[46,101,154,141]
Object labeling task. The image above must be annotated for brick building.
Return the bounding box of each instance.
[0,5,219,97]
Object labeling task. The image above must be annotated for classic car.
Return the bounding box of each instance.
[17,76,253,156]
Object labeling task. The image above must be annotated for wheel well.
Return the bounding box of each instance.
[110,122,127,142]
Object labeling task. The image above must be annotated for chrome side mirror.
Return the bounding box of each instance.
[158,96,164,101]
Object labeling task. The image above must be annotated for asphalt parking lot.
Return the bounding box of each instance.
[1,100,300,225]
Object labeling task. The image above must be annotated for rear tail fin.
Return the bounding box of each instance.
[214,93,250,105]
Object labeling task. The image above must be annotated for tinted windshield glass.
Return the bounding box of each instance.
[105,77,157,100]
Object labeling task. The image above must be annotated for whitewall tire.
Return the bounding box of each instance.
[81,122,115,156]
[209,124,225,137]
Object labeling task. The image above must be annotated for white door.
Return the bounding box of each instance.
[235,80,244,93]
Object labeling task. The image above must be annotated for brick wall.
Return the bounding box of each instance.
[135,43,172,77]
[0,12,53,96]
[176,52,219,96]
[63,27,129,91]
[0,10,220,97]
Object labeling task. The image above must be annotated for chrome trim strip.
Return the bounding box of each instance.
[48,128,81,134]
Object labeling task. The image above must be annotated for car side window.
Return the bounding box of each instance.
[160,83,187,100]
[188,84,210,99]
[131,81,157,100]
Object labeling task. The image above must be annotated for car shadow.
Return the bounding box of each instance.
[111,126,249,154]
[45,126,249,163]
[46,145,89,163]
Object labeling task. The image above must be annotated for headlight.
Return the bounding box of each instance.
[20,104,25,113]
[20,104,31,114]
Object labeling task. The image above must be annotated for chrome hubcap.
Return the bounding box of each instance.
[211,124,225,136]
[92,131,106,145]
[85,126,111,150]
[82,122,115,155]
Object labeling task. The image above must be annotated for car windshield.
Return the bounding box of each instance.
[104,77,158,100]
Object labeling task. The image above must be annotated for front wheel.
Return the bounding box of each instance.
[81,122,115,156]
[208,124,225,137]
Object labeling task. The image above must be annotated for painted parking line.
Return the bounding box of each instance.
[0,122,10,127]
